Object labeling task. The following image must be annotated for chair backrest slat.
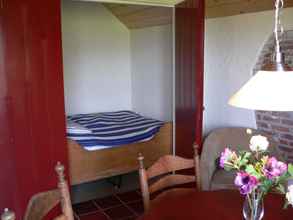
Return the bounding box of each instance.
[149,174,195,194]
[147,155,194,179]
[138,144,201,212]
[24,190,60,220]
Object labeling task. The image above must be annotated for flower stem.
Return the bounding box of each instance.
[247,194,252,209]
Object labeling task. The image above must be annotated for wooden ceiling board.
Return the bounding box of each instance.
[126,16,171,28]
[206,0,293,19]
[206,0,243,8]
[105,4,152,16]
[76,0,183,7]
[104,3,173,29]
[122,7,172,22]
[86,0,293,29]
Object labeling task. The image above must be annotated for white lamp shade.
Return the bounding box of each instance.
[229,70,293,111]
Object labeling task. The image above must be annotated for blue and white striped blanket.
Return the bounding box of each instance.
[67,111,163,151]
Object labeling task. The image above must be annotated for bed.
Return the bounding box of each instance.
[66,111,172,185]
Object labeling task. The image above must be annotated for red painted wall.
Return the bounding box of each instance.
[175,0,205,157]
[0,0,68,218]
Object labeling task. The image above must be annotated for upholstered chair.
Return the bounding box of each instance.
[200,127,282,191]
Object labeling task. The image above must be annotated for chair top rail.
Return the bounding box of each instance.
[146,155,194,179]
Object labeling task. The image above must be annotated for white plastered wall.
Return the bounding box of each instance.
[62,1,132,115]
[204,8,293,135]
[130,25,173,121]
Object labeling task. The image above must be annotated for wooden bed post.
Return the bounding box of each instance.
[55,162,74,220]
[1,209,15,220]
[138,154,150,211]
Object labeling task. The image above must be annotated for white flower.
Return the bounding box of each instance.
[286,185,293,206]
[246,128,252,135]
[249,135,269,152]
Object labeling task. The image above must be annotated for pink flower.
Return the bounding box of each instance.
[219,148,237,168]
[263,157,287,179]
[234,172,258,195]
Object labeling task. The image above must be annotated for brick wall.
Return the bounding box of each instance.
[254,30,293,163]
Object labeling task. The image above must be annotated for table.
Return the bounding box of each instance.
[139,189,293,220]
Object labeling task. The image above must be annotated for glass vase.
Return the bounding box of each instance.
[242,192,264,220]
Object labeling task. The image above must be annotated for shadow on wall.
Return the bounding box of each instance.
[254,30,293,163]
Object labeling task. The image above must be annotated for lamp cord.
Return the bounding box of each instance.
[274,0,284,63]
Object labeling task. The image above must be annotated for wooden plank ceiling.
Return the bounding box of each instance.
[103,0,293,29]
[78,0,182,7]
[206,0,293,18]
[104,3,173,29]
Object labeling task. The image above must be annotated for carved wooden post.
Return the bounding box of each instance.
[193,143,201,190]
[1,209,15,220]
[55,162,74,220]
[138,153,150,211]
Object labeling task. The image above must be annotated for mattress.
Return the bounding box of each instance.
[67,111,163,151]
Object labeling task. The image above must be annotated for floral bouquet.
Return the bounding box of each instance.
[219,134,293,220]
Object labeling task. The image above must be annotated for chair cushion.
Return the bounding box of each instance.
[210,169,237,191]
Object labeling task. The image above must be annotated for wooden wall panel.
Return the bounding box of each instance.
[175,0,204,157]
[0,0,68,218]
[0,3,13,210]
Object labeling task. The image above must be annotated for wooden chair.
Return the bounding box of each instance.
[0,162,75,220]
[1,209,15,220]
[138,143,201,211]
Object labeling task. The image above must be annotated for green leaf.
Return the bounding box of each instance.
[277,173,291,185]
[245,164,262,179]
[224,164,234,171]
[288,164,293,176]
[245,164,255,174]
[276,184,286,194]
[260,179,273,194]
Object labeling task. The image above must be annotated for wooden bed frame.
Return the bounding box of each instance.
[67,122,173,186]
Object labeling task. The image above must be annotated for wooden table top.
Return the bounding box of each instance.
[139,189,293,220]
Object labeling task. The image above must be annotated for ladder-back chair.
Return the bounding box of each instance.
[1,162,74,220]
[138,143,201,211]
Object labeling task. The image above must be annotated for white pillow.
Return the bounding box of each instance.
[66,120,92,134]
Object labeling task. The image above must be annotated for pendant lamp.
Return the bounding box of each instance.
[228,0,293,111]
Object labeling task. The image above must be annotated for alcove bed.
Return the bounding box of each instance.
[68,121,172,185]
[61,0,174,185]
